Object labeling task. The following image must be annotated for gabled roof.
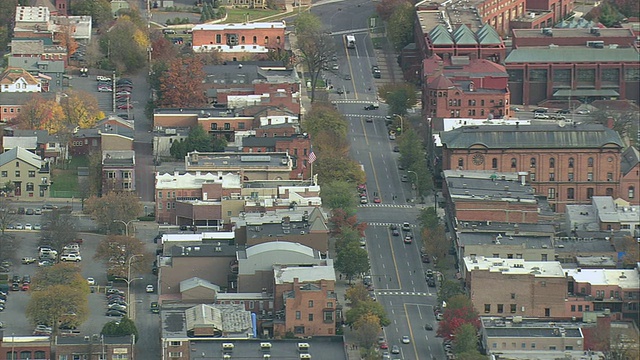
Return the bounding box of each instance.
[0,67,40,86]
[180,277,221,293]
[428,74,455,90]
[309,216,329,232]
[429,24,454,45]
[453,24,477,45]
[477,24,502,45]
[620,146,639,175]
[440,124,624,149]
[0,147,42,168]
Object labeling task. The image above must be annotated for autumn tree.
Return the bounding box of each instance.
[12,94,65,132]
[378,83,418,117]
[322,181,358,215]
[345,299,390,327]
[32,263,89,291]
[54,24,79,58]
[329,208,367,238]
[388,2,415,51]
[304,104,348,141]
[158,56,207,108]
[436,294,480,340]
[294,12,334,102]
[84,192,143,232]
[422,225,448,264]
[345,283,371,306]
[376,0,411,21]
[40,209,78,252]
[169,124,226,159]
[60,90,105,129]
[26,284,90,334]
[617,235,639,268]
[335,242,369,284]
[70,0,113,26]
[354,313,382,348]
[101,317,139,342]
[94,235,151,279]
[99,16,150,73]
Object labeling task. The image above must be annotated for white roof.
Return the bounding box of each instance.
[566,268,640,289]
[192,22,286,31]
[464,256,565,277]
[592,196,640,223]
[3,136,37,150]
[161,232,235,244]
[245,241,315,258]
[155,172,241,189]
[274,261,336,284]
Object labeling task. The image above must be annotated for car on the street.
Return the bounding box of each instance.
[534,113,550,119]
[379,342,388,350]
[425,323,433,330]
[360,197,368,204]
[364,102,379,110]
[117,104,133,110]
[22,257,36,264]
[150,301,160,313]
[401,175,408,182]
[404,234,413,244]
[392,229,400,236]
[556,109,571,114]
[146,284,155,293]
[401,336,410,344]
[344,74,351,80]
[106,309,126,317]
[389,224,398,230]
[373,197,381,203]
[389,133,396,140]
[87,277,95,285]
[392,146,400,152]
[25,208,34,215]
[365,117,373,123]
[421,254,431,263]
[22,275,31,284]
[402,222,411,231]
[96,76,111,82]
[576,109,590,114]
[391,345,400,354]
[21,283,30,291]
[97,86,112,92]
[107,288,125,296]
[34,208,42,215]
[336,88,344,95]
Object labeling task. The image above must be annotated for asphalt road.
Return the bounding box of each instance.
[312,2,446,359]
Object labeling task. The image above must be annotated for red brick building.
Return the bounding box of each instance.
[439,123,625,212]
[509,10,555,30]
[506,28,640,105]
[192,22,286,60]
[0,335,50,360]
[526,0,574,23]
[423,55,510,119]
[620,146,639,205]
[242,134,311,179]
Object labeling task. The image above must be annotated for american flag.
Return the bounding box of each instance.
[308,151,317,164]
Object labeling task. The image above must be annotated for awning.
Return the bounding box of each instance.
[553,89,619,97]
[38,73,52,80]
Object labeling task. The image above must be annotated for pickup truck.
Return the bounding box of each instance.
[60,253,82,262]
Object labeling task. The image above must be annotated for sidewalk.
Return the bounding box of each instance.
[334,277,366,360]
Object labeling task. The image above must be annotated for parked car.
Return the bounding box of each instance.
[87,277,95,285]
[146,284,154,293]
[108,304,127,312]
[22,257,36,264]
[25,208,34,215]
[117,104,133,110]
[150,301,160,314]
[60,253,82,262]
[106,309,126,317]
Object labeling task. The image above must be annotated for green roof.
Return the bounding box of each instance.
[553,89,620,97]
[505,47,640,63]
[429,24,454,45]
[453,25,477,45]
[477,24,502,45]
[440,124,624,149]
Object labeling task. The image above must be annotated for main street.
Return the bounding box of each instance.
[312,2,446,359]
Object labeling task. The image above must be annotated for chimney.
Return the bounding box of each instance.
[606,116,615,129]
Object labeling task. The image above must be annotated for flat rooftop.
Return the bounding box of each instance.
[232,207,325,227]
[155,171,241,190]
[458,233,552,249]
[565,268,640,289]
[456,221,555,235]
[274,263,336,284]
[592,196,640,223]
[168,243,240,258]
[505,46,640,63]
[444,170,537,203]
[482,317,583,337]
[464,256,565,277]
[189,338,347,360]
[192,22,286,31]
[512,27,636,39]
[186,152,291,170]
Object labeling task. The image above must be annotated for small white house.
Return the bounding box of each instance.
[0,67,41,93]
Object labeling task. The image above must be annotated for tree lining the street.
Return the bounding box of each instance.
[101,317,139,342]
[436,294,480,340]
[377,83,418,117]
[335,242,369,284]
[94,235,151,279]
[293,12,334,103]
[26,283,90,335]
[84,192,143,233]
[0,198,18,263]
[40,209,79,253]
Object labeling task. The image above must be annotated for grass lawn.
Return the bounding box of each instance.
[223,8,283,23]
[50,169,79,193]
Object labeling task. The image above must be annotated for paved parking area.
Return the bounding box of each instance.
[0,223,116,336]
[66,75,115,114]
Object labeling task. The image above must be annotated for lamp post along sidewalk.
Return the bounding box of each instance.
[113,219,138,237]
[115,254,144,320]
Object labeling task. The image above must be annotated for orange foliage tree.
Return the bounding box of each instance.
[158,56,208,108]
[54,24,79,57]
[12,94,65,133]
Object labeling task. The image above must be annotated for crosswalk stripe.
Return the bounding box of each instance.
[366,222,418,228]
[375,291,429,296]
[359,204,412,208]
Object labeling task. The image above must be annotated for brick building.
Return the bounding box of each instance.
[0,335,50,360]
[54,335,135,360]
[185,151,294,181]
[242,134,311,179]
[439,123,624,212]
[509,10,555,30]
[506,28,640,105]
[274,270,338,337]
[101,150,135,194]
[192,22,286,60]
[526,0,574,24]
[620,146,639,205]
[423,55,510,119]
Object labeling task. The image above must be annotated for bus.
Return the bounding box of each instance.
[345,34,356,49]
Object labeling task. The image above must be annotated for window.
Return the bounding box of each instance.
[549,158,555,168]
[264,36,269,44]
[571,305,576,312]
[510,304,517,313]
[544,308,550,317]
[484,304,491,313]
[531,343,536,349]
[170,341,182,346]
[168,352,182,358]
[15,161,19,167]
[308,313,314,321]
[511,293,516,299]
[1,171,6,177]
[497,304,504,313]
[458,158,464,168]
[158,191,162,198]
[238,122,245,130]
[492,158,498,168]
[629,186,635,199]
[296,311,301,319]
[6,352,17,360]
[216,34,221,43]
[516,254,522,259]
[530,158,536,167]
[588,157,594,167]
[28,170,35,178]
[530,173,536,181]
[511,158,517,168]
[607,172,613,181]
[568,157,574,168]
[26,183,34,192]
[521,343,526,349]
[565,346,574,350]
[585,305,590,311]
[211,123,217,130]
[34,351,46,360]
[323,311,334,322]
[568,172,574,181]
[541,254,548,261]
[606,188,613,196]
[567,188,574,200]
[587,172,593,181]
[549,172,555,181]
[15,171,20,177]
[587,188,594,199]
[327,302,333,308]
[241,35,245,43]
[294,326,305,334]
[308,300,314,308]
[548,188,556,199]
[224,123,230,130]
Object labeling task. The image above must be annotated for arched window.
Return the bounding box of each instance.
[276,36,281,44]
[549,157,555,168]
[34,351,46,359]
[530,158,536,168]
[458,158,464,168]
[511,158,517,168]
[264,36,269,44]
[241,36,245,43]
[252,36,257,44]
[492,158,498,168]
[568,157,574,168]
[630,186,636,199]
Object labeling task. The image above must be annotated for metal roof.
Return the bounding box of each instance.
[505,46,640,63]
[453,24,477,45]
[440,123,624,149]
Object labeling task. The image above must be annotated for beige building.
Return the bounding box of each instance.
[185,151,293,181]
[0,146,50,198]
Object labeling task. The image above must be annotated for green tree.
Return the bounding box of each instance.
[32,263,89,292]
[409,158,433,197]
[453,323,479,354]
[345,283,371,305]
[354,313,382,348]
[26,284,90,334]
[378,83,418,117]
[438,280,464,304]
[314,156,366,185]
[398,128,424,169]
[387,2,415,52]
[294,13,334,103]
[376,0,412,21]
[99,17,149,73]
[70,0,113,26]
[40,209,78,253]
[84,192,143,232]
[597,2,623,27]
[101,317,139,342]
[304,104,348,141]
[335,242,369,283]
[335,226,361,253]
[321,181,357,214]
[418,207,439,229]
[346,300,390,327]
[0,198,18,262]
[169,124,226,159]
[422,224,448,265]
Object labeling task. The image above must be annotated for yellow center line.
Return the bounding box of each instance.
[344,39,358,100]
[404,303,421,360]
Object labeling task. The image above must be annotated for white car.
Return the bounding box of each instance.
[24,224,32,230]
[60,253,82,262]
[146,284,154,293]
[15,223,23,230]
[87,277,96,285]
[401,335,411,344]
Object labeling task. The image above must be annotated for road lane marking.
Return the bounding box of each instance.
[368,152,382,202]
[344,38,358,99]
[360,117,369,146]
[404,303,421,360]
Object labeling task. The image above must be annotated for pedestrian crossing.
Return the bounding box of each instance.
[332,99,381,104]
[376,291,431,296]
[359,204,413,208]
[367,222,418,228]
[345,114,387,118]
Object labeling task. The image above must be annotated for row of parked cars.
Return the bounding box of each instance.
[96,76,135,110]
[105,288,128,317]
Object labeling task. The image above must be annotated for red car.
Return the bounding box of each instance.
[373,197,381,203]
[117,104,133,110]
[379,342,388,350]
[21,283,30,291]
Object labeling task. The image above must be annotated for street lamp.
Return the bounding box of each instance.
[407,170,419,203]
[113,219,138,237]
[394,114,404,133]
[116,254,144,319]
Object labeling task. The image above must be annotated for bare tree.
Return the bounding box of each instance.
[294,13,334,103]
